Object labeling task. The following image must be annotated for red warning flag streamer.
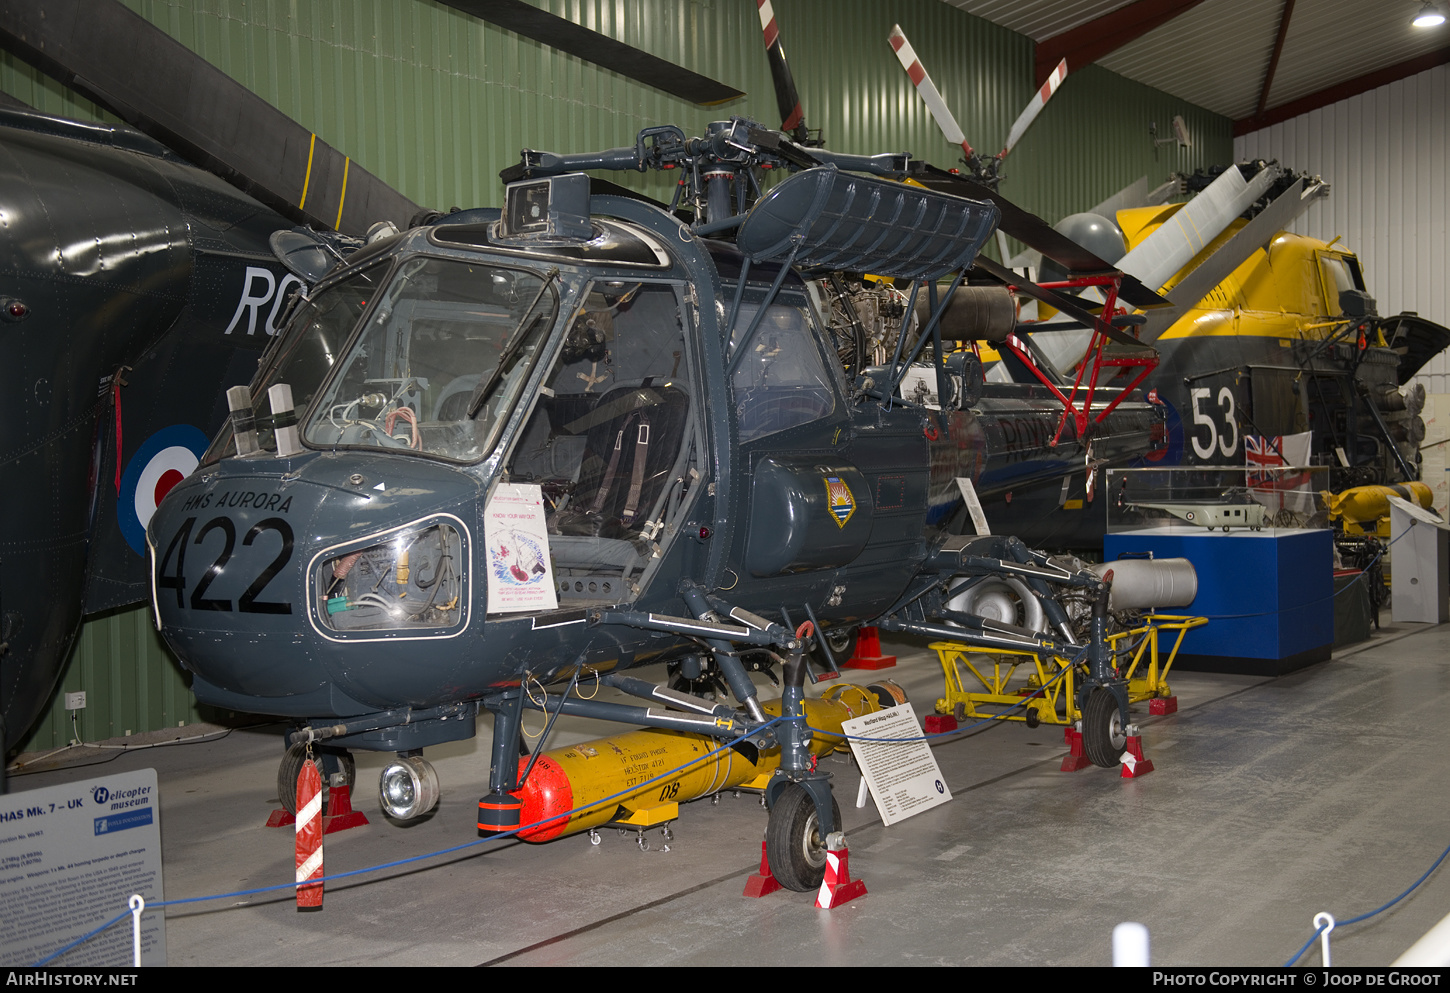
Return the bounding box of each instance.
[295,758,324,909]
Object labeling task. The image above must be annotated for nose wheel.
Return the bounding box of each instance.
[379,753,441,821]
[277,742,355,816]
[1081,687,1128,768]
[764,783,841,892]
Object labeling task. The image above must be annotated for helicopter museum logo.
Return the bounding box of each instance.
[824,476,856,529]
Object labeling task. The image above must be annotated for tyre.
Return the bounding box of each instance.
[1081,688,1127,769]
[277,742,355,816]
[765,784,841,892]
[824,626,858,665]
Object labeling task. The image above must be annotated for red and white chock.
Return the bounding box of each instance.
[295,757,324,910]
[815,834,866,909]
[1119,726,1155,779]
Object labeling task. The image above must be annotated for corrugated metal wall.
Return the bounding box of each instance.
[1,0,1233,216]
[24,607,206,750]
[3,0,1233,753]
[1235,63,1450,393]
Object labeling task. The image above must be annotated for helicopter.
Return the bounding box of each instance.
[0,0,1167,767]
[0,106,313,759]
[881,22,1450,525]
[1025,161,1450,520]
[145,120,1195,892]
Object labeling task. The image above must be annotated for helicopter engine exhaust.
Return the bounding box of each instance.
[1089,558,1198,611]
[914,284,1016,343]
[505,682,904,842]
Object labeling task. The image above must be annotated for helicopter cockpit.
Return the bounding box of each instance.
[302,255,559,463]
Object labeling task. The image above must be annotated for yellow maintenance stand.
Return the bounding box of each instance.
[932,613,1207,727]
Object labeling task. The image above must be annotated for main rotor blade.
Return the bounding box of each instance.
[1001,58,1067,157]
[756,0,808,141]
[913,165,1166,309]
[443,0,744,106]
[1138,176,1328,343]
[888,24,973,159]
[1118,162,1281,293]
[0,0,419,235]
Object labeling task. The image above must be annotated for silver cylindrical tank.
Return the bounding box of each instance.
[1089,558,1198,610]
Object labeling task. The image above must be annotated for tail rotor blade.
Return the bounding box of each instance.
[888,24,973,159]
[1001,58,1067,158]
[757,0,807,139]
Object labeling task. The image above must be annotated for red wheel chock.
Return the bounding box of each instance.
[1060,726,1092,772]
[267,784,370,834]
[1149,696,1178,715]
[743,840,783,898]
[842,626,897,670]
[923,714,958,734]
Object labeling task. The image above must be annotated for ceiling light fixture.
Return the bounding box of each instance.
[1413,2,1446,27]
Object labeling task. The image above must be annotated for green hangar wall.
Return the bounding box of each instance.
[1,0,1233,753]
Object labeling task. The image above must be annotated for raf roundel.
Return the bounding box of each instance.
[119,424,211,554]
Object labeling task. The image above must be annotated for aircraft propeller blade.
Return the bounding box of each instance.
[1001,58,1067,158]
[756,0,810,143]
[888,24,973,160]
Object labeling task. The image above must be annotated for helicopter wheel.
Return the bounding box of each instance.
[277,742,356,816]
[824,626,858,665]
[1081,688,1127,769]
[666,663,730,700]
[765,784,841,892]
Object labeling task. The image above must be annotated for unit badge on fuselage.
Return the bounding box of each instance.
[824,476,856,528]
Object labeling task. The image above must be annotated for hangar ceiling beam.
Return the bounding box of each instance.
[1234,46,1450,136]
[0,0,421,236]
[1034,0,1209,88]
[1255,0,1296,120]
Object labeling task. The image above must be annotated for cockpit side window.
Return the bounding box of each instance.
[501,281,697,606]
[729,294,837,443]
[203,262,387,466]
[1319,252,1364,314]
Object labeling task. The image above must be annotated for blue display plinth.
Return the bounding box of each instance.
[1103,527,1334,674]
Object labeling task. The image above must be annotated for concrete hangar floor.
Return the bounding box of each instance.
[11,620,1450,967]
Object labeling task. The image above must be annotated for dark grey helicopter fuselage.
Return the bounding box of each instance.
[148,192,1161,751]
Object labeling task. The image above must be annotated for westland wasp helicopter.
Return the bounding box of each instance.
[147,121,1194,891]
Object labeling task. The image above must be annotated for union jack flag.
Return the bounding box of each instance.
[1245,434,1286,485]
[1245,432,1313,510]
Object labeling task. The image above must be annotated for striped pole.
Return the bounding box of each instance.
[295,757,323,910]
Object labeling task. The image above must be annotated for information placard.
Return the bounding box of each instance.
[842,702,952,826]
[0,768,165,966]
[485,482,559,613]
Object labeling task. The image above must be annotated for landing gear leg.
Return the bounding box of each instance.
[1079,571,1131,769]
[479,691,525,834]
[762,632,845,893]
